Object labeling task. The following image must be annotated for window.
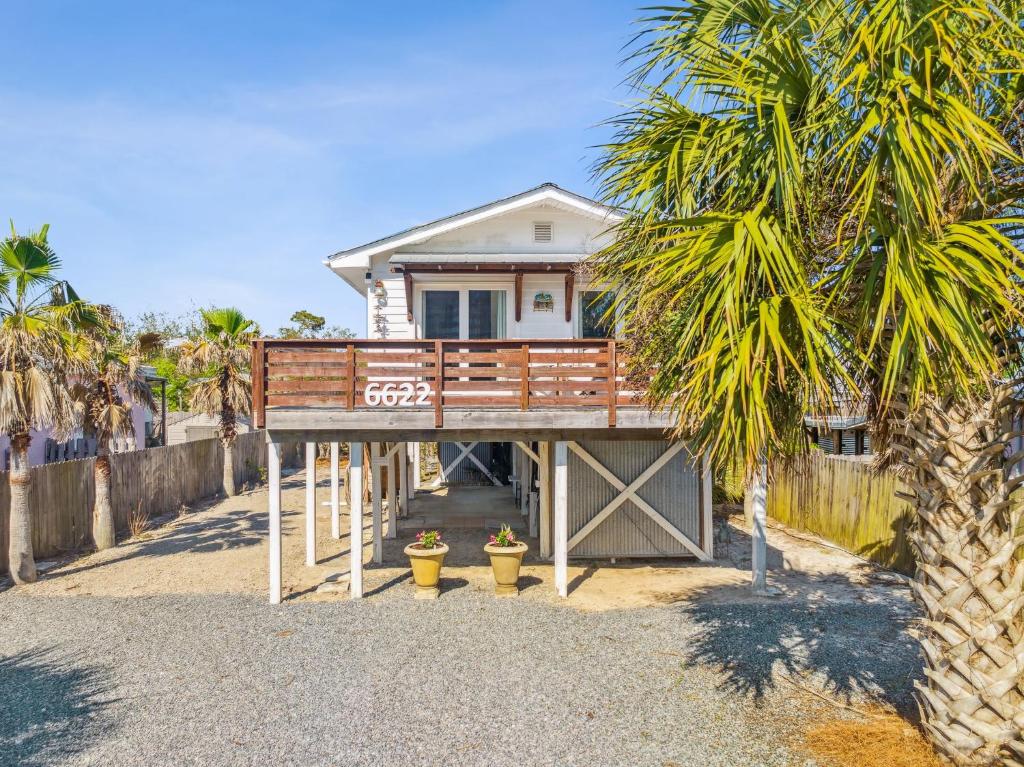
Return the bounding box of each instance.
[579,290,616,339]
[533,222,552,243]
[468,290,507,339]
[422,290,460,339]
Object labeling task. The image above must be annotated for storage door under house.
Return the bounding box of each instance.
[566,440,706,558]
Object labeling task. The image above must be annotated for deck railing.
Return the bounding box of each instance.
[252,338,643,428]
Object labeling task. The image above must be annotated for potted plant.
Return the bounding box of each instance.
[484,524,528,597]
[404,530,448,600]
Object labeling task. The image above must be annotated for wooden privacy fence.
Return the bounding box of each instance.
[768,452,915,573]
[0,430,291,575]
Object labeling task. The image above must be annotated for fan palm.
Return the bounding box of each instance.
[0,224,97,583]
[593,1,1024,763]
[74,312,157,550]
[177,308,255,497]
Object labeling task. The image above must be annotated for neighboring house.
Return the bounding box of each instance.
[165,411,251,446]
[253,182,719,603]
[0,366,167,470]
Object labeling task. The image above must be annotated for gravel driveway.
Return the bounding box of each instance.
[0,580,920,767]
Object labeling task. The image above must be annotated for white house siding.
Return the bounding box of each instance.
[566,441,705,559]
[519,274,573,338]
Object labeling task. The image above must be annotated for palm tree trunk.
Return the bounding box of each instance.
[7,433,36,584]
[897,393,1024,765]
[92,446,115,550]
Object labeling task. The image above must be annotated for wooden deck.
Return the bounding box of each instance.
[252,338,671,438]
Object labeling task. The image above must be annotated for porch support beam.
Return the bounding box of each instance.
[553,440,568,598]
[539,441,552,559]
[398,441,409,517]
[403,271,414,322]
[330,441,341,539]
[514,271,523,322]
[371,442,383,563]
[750,459,768,595]
[701,450,713,559]
[268,439,282,604]
[564,273,575,323]
[386,443,398,539]
[349,442,364,598]
[514,440,540,466]
[410,442,421,491]
[305,441,316,567]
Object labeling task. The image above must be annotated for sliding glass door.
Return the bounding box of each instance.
[421,288,508,340]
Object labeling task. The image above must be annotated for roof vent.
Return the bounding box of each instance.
[533,222,553,243]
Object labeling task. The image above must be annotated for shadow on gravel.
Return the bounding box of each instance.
[674,576,922,716]
[0,647,113,767]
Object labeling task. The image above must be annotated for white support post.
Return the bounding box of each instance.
[398,442,409,518]
[268,440,282,605]
[371,442,383,563]
[519,445,530,517]
[386,444,398,539]
[305,442,316,567]
[750,459,768,595]
[539,441,552,559]
[411,442,421,490]
[349,442,364,599]
[554,441,568,598]
[330,442,340,539]
[701,450,714,559]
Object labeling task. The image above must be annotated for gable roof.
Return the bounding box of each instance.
[324,183,621,279]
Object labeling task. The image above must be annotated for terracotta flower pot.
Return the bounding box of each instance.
[484,541,528,597]
[404,542,449,600]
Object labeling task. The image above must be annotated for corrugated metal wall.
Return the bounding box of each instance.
[438,441,495,485]
[568,440,702,558]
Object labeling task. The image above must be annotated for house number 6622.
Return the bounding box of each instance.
[363,382,431,406]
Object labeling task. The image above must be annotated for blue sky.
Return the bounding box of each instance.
[1,1,639,335]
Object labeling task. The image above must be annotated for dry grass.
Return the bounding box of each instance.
[804,710,943,767]
[128,502,150,538]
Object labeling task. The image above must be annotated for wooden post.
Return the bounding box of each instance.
[434,340,444,428]
[520,344,529,410]
[252,340,265,428]
[410,442,421,491]
[268,439,282,604]
[554,441,568,598]
[398,442,409,518]
[519,443,530,517]
[330,441,340,539]
[346,343,356,410]
[539,441,552,559]
[514,271,523,322]
[371,442,383,563]
[305,442,316,566]
[701,450,714,559]
[386,443,398,539]
[750,459,768,595]
[607,340,617,428]
[564,273,575,323]
[349,442,364,599]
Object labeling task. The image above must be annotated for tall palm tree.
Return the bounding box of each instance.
[178,308,255,497]
[0,224,96,584]
[75,312,156,550]
[592,2,1024,763]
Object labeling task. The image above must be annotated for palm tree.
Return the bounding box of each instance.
[592,2,1024,764]
[0,224,97,584]
[75,312,156,550]
[178,308,255,497]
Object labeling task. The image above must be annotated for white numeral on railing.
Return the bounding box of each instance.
[364,382,431,407]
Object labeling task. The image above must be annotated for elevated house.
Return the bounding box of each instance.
[253,183,737,604]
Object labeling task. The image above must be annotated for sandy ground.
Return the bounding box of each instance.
[22,467,911,615]
[3,468,934,767]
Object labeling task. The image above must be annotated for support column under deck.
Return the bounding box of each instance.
[349,442,364,599]
[305,442,316,567]
[330,442,341,539]
[553,440,568,598]
[371,442,383,563]
[386,443,398,539]
[539,441,552,559]
[268,440,282,605]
